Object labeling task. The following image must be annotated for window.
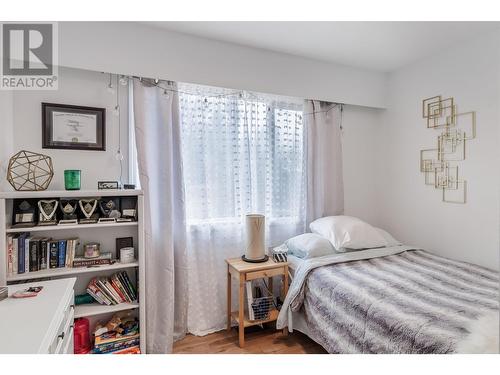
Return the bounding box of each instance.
[179,84,305,226]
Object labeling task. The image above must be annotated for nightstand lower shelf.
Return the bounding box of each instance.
[230,308,279,328]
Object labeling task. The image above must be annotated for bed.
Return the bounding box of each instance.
[277,246,499,354]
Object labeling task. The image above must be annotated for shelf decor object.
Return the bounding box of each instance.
[420,96,476,203]
[64,170,81,190]
[37,199,59,225]
[7,150,54,191]
[78,198,99,224]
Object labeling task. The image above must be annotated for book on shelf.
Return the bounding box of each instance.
[49,240,58,269]
[72,252,113,268]
[11,235,19,275]
[111,345,140,354]
[29,237,40,272]
[65,238,79,267]
[95,332,140,347]
[57,240,66,268]
[24,236,31,273]
[39,238,49,270]
[17,233,28,274]
[6,235,14,275]
[87,272,137,306]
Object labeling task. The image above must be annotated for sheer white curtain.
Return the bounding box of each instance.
[179,84,306,335]
[304,100,344,226]
[133,80,188,352]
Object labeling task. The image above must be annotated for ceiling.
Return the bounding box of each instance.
[145,21,500,72]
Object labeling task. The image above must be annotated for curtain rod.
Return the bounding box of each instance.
[302,103,343,116]
[106,72,343,113]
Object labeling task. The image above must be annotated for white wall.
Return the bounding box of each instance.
[342,105,384,225]
[5,67,129,190]
[57,22,387,109]
[373,31,500,269]
[0,91,14,191]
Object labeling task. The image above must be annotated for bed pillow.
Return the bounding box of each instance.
[375,227,401,247]
[285,233,336,259]
[309,215,387,251]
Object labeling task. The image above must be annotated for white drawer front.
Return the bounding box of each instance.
[49,291,74,354]
[62,326,74,354]
[55,309,74,354]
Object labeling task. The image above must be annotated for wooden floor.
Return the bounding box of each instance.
[173,325,327,354]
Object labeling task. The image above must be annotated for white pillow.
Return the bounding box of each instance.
[285,233,336,259]
[375,227,401,247]
[309,215,387,251]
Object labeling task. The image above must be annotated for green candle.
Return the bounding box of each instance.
[64,170,81,190]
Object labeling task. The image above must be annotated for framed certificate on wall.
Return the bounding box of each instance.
[42,102,106,150]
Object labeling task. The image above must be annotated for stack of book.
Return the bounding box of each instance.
[5,233,81,274]
[93,316,140,354]
[87,272,137,305]
[93,332,140,354]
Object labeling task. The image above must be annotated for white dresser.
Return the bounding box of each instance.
[0,278,75,353]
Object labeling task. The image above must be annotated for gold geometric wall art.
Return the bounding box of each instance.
[420,96,476,204]
[423,96,455,129]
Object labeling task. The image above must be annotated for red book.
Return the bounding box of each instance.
[110,277,127,303]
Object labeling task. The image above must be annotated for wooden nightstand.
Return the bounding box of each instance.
[226,257,289,348]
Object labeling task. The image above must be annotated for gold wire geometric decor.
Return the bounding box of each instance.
[420,96,476,203]
[7,150,54,191]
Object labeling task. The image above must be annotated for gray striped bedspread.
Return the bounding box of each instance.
[276,247,499,353]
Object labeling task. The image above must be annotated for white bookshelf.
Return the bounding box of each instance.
[0,189,146,354]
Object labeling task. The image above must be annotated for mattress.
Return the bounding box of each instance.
[278,247,499,353]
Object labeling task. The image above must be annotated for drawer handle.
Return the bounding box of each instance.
[58,332,65,340]
[70,304,75,309]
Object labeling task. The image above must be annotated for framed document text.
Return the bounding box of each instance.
[42,102,106,150]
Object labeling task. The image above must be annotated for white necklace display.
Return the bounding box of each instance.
[38,199,58,222]
[79,199,97,219]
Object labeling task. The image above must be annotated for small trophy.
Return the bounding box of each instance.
[117,197,137,222]
[59,199,79,225]
[12,199,36,228]
[78,199,99,224]
[98,198,121,223]
[37,199,59,226]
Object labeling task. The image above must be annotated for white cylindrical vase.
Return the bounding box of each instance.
[244,214,266,262]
